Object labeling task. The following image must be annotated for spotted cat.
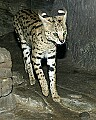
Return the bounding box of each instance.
[13,8,67,102]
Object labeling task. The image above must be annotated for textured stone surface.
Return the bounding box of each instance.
[0,47,12,78]
[0,47,13,98]
[0,78,13,97]
[0,0,30,36]
[66,0,96,71]
[0,83,54,120]
[0,47,12,68]
[0,68,12,78]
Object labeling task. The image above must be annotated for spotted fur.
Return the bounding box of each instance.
[13,9,67,102]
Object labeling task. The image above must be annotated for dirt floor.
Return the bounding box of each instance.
[0,32,96,120]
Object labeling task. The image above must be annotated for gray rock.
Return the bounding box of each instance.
[0,0,30,36]
[0,84,53,120]
[0,68,12,78]
[0,47,12,78]
[0,47,13,98]
[12,71,25,85]
[0,78,13,97]
[0,47,12,67]
[79,112,90,120]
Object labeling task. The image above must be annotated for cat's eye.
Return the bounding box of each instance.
[58,10,65,16]
[53,33,58,37]
[63,31,67,36]
[42,12,49,18]
[58,13,65,16]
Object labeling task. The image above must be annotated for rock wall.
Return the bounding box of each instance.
[0,47,13,97]
[0,0,30,36]
[66,0,96,71]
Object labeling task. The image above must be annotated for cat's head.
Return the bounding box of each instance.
[38,8,67,45]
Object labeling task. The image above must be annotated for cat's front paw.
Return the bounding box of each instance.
[52,92,61,102]
[30,79,36,85]
[42,86,49,97]
[52,94,61,102]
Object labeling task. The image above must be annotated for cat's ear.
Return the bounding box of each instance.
[38,13,51,27]
[60,9,67,22]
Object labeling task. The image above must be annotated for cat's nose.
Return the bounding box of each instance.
[60,39,65,44]
[61,40,64,43]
